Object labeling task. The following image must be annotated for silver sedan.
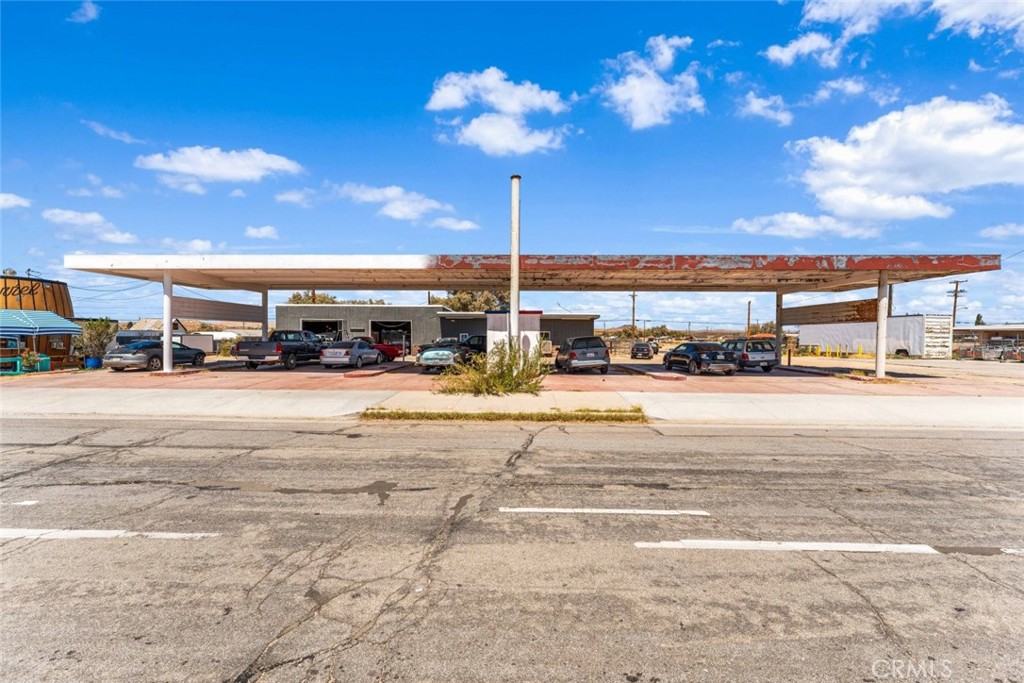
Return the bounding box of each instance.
[319,340,384,369]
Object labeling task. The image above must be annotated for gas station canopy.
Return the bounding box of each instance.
[63,253,1000,293]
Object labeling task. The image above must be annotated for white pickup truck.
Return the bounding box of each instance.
[722,338,778,373]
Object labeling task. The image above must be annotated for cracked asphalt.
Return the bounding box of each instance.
[1,418,1022,682]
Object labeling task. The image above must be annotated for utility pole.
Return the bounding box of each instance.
[630,291,637,332]
[746,300,752,336]
[948,279,968,326]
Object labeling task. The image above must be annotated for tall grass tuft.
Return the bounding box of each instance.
[438,340,549,395]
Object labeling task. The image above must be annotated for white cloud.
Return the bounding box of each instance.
[732,212,881,238]
[455,113,570,156]
[738,91,793,126]
[228,189,246,198]
[802,0,923,39]
[998,68,1023,80]
[931,0,1024,48]
[812,77,867,102]
[763,32,840,68]
[160,238,223,254]
[0,193,32,209]
[67,0,100,24]
[335,183,453,221]
[968,58,990,73]
[244,225,279,239]
[430,217,479,231]
[42,208,138,244]
[599,35,705,130]
[427,66,568,116]
[980,222,1024,239]
[790,0,1024,69]
[157,174,206,195]
[275,188,316,207]
[135,145,303,194]
[27,247,45,258]
[81,120,144,144]
[707,39,741,50]
[426,67,571,156]
[67,182,125,199]
[792,94,1024,221]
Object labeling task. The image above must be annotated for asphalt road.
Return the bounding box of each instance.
[1,418,1022,682]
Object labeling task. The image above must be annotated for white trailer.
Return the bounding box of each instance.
[798,315,953,359]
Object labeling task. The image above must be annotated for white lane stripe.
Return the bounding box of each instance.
[635,540,939,554]
[1002,548,1024,555]
[0,528,219,540]
[1,501,39,506]
[500,507,710,517]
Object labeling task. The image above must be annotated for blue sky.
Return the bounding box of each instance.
[2,0,1023,329]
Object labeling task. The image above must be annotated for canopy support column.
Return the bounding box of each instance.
[509,175,521,351]
[775,291,784,361]
[261,290,269,341]
[162,271,173,373]
[875,271,889,378]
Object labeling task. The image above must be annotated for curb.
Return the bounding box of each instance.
[344,361,414,378]
[614,363,687,381]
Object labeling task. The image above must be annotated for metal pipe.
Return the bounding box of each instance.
[775,291,784,361]
[510,175,521,351]
[876,271,889,378]
[162,271,173,373]
[261,290,269,341]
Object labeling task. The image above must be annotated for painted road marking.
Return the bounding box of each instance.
[0,528,219,540]
[501,507,710,517]
[636,540,1024,556]
[636,540,939,554]
[0,501,38,506]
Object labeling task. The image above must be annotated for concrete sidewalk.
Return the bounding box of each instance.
[2,386,1021,429]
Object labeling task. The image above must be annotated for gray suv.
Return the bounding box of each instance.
[722,338,778,372]
[555,336,610,374]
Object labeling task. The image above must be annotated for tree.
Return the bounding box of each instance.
[975,314,985,325]
[429,290,510,312]
[749,321,777,335]
[646,325,672,338]
[287,291,339,304]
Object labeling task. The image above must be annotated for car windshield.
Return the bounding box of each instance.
[749,341,774,352]
[695,343,726,352]
[331,341,356,349]
[122,341,158,350]
[633,343,650,349]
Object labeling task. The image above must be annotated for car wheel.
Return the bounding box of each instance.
[565,364,574,374]
[376,353,384,364]
[663,358,672,370]
[283,353,297,370]
[192,353,205,367]
[246,361,258,370]
[111,367,125,372]
[761,366,773,373]
[600,365,609,375]
[687,359,700,375]
[323,364,334,369]
[724,368,735,376]
[355,355,364,369]
[147,356,162,372]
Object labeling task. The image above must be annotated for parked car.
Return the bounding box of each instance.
[630,342,654,359]
[647,339,660,353]
[722,338,778,373]
[320,339,384,368]
[103,340,205,372]
[233,330,323,370]
[555,336,610,374]
[415,335,486,372]
[350,336,404,361]
[663,342,738,375]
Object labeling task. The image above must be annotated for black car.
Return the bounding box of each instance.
[630,342,654,359]
[662,342,738,375]
[103,340,206,372]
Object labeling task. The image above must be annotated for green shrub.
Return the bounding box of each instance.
[438,340,549,396]
[81,318,116,358]
[218,339,236,357]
